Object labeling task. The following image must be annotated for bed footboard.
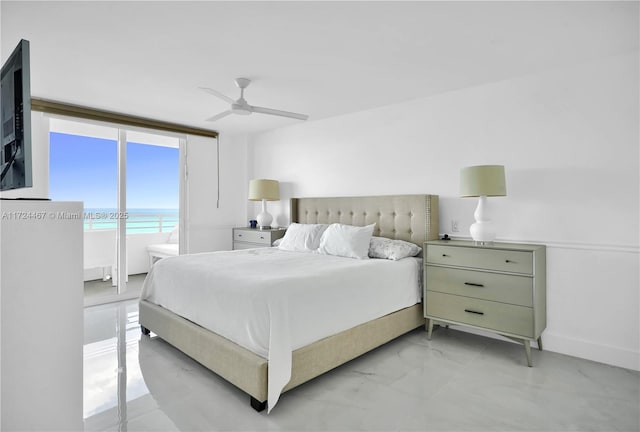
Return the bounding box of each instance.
[139,300,424,410]
[139,300,269,402]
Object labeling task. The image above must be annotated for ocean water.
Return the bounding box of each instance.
[84,208,178,233]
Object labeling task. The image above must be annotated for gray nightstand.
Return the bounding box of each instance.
[424,240,546,367]
[232,227,286,250]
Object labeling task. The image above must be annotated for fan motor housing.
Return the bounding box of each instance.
[231,103,251,115]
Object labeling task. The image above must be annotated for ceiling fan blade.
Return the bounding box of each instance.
[199,87,235,104]
[205,110,233,122]
[251,105,309,121]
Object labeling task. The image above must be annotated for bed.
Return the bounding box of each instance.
[139,194,439,412]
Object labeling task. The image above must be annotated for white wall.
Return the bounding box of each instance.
[246,51,639,370]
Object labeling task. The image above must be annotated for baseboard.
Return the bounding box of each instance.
[542,331,640,371]
[445,325,639,371]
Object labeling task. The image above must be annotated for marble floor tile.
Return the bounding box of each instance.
[84,301,639,431]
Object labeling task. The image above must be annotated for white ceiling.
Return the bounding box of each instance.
[1,1,637,136]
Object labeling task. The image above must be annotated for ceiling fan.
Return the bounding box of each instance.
[199,78,309,122]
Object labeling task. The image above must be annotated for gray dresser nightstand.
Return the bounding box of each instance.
[232,227,286,250]
[424,240,546,367]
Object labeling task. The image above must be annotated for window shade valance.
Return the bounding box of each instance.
[31,98,218,138]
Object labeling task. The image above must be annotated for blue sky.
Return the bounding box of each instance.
[49,132,179,209]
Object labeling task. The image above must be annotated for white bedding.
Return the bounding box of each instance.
[140,247,421,411]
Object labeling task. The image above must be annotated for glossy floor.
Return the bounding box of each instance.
[84,301,639,431]
[84,273,147,305]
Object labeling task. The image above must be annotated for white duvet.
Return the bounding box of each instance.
[141,247,421,411]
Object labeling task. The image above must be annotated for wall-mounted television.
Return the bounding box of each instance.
[0,39,32,191]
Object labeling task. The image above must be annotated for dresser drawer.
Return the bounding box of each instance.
[233,230,272,244]
[425,265,533,307]
[426,291,534,338]
[232,241,268,250]
[426,245,533,274]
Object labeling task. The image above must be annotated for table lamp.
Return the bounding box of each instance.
[460,165,506,244]
[248,179,280,229]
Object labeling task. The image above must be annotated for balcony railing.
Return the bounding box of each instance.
[84,211,178,233]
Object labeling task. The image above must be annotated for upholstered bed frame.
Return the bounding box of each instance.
[139,194,439,411]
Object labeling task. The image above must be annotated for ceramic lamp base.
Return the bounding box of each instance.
[470,221,496,244]
[470,195,496,244]
[256,199,273,229]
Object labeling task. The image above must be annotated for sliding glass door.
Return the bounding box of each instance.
[124,133,179,295]
[49,118,181,305]
[126,135,179,237]
[50,124,120,301]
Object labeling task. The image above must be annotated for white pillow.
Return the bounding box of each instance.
[317,223,376,259]
[368,236,422,260]
[278,223,329,252]
[167,225,179,244]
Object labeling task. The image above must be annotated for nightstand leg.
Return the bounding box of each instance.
[524,340,532,367]
[537,336,543,351]
[427,319,434,340]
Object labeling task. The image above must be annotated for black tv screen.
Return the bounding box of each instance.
[0,39,32,191]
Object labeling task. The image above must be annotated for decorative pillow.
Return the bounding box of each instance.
[167,225,179,244]
[368,236,421,260]
[278,223,329,252]
[317,223,376,259]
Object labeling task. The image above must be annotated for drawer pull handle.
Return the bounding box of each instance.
[464,282,484,287]
[442,254,449,257]
[260,236,265,239]
[238,234,242,237]
[505,259,514,263]
[464,309,484,315]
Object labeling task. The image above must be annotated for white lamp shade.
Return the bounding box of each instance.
[460,165,506,197]
[248,179,280,201]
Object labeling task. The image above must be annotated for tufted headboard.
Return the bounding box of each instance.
[290,194,439,247]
